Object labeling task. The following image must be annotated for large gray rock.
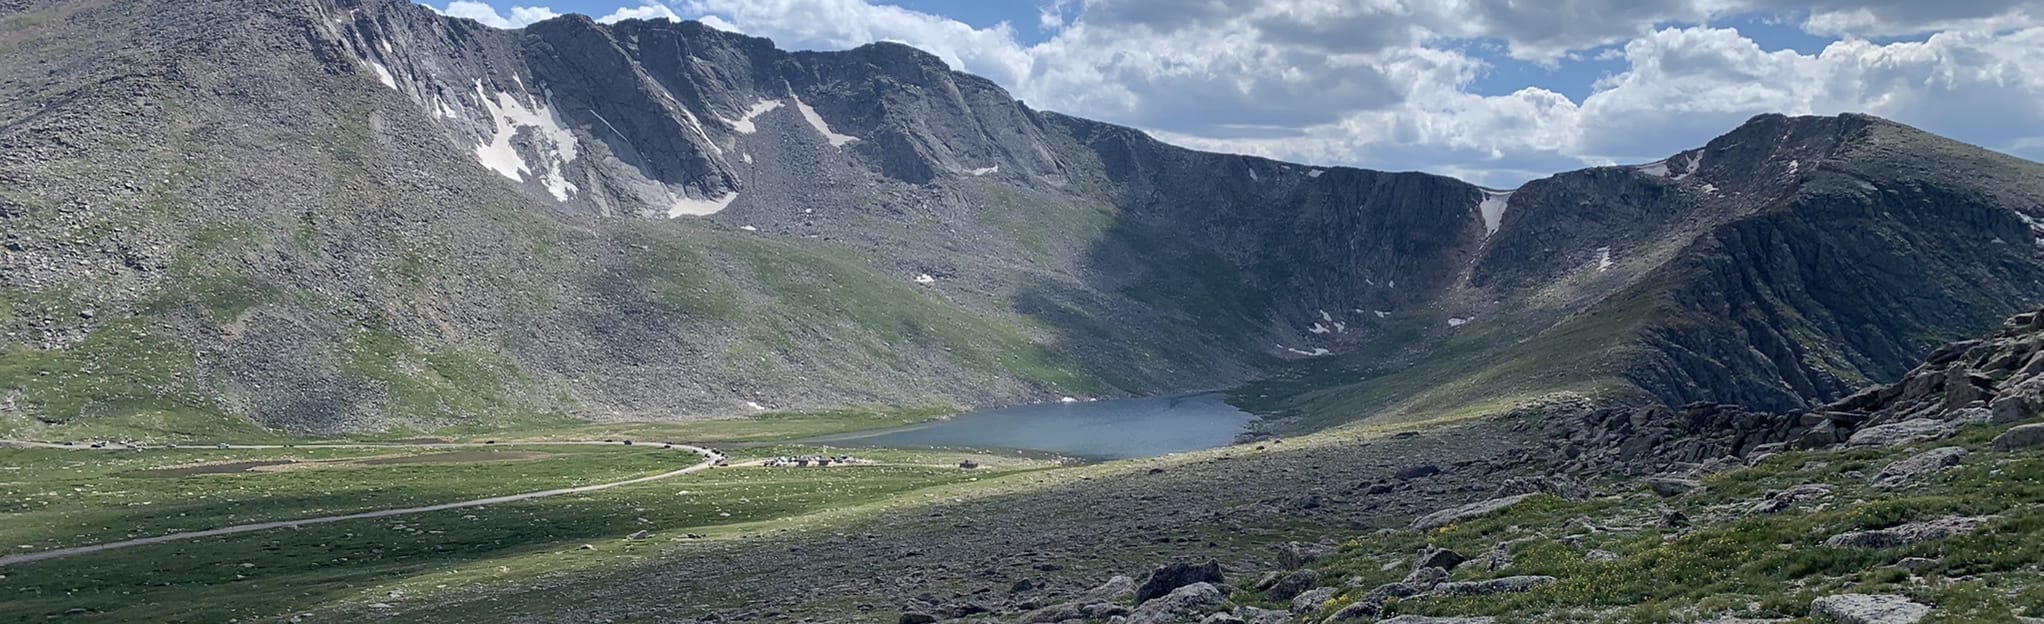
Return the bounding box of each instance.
[1989,391,2038,424]
[1845,419,1957,448]
[1430,575,1556,596]
[1872,447,1967,488]
[1824,516,1992,549]
[1808,593,1931,624]
[1079,575,1137,603]
[1411,494,1541,530]
[1992,424,2044,452]
[1290,587,1337,614]
[1134,560,1224,604]
[1325,599,1382,621]
[1264,569,1318,601]
[1647,477,1704,497]
[1125,582,1225,624]
[1413,546,1468,571]
[1276,541,1337,569]
[1748,483,1834,515]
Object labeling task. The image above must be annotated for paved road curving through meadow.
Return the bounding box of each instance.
[0,439,723,567]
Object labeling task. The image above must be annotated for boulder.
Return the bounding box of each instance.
[1325,599,1382,621]
[1647,477,1704,497]
[1891,557,1940,572]
[1125,582,1225,624]
[1402,566,1448,588]
[1808,593,1931,624]
[1289,587,1337,614]
[897,613,937,624]
[1659,506,1691,529]
[1845,419,1957,448]
[1871,447,1967,488]
[1992,424,2044,452]
[1823,516,1992,549]
[1264,569,1318,601]
[1989,392,2037,424]
[1134,560,1224,604]
[1411,493,1541,530]
[1584,549,1620,563]
[1413,546,1468,571]
[1430,575,1556,596]
[1078,575,1136,603]
[1276,541,1336,569]
[1200,613,1247,624]
[1749,483,1834,515]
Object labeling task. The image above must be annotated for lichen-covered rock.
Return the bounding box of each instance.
[1411,494,1541,530]
[1430,575,1556,596]
[1872,447,1967,488]
[1134,560,1224,604]
[1823,516,1992,549]
[1290,587,1337,614]
[1125,582,1224,624]
[1808,593,1931,624]
[1263,569,1317,601]
[1992,424,2044,452]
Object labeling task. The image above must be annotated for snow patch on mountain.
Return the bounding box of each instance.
[471,81,581,201]
[667,191,737,217]
[1280,345,1331,357]
[793,97,859,147]
[725,99,783,134]
[366,59,397,90]
[1479,190,1512,235]
[1597,247,1614,271]
[967,165,999,176]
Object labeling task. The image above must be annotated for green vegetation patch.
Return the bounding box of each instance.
[1281,422,2044,623]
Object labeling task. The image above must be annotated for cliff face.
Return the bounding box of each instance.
[4,0,2044,436]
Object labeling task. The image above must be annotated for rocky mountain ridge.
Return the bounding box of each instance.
[3,0,2044,435]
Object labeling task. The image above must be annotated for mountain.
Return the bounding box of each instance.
[4,0,2044,437]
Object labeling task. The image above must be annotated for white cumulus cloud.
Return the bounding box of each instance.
[429,0,2044,187]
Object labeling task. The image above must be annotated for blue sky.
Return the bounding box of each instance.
[434,1,2044,186]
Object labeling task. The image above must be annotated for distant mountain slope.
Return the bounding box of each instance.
[2,0,2042,437]
[1248,113,2044,428]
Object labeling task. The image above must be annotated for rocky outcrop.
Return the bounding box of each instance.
[1823,516,1993,550]
[1809,594,1931,624]
[1872,447,1967,488]
[1133,560,1224,604]
[1411,494,1541,530]
[1993,424,2044,451]
[1125,582,1225,624]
